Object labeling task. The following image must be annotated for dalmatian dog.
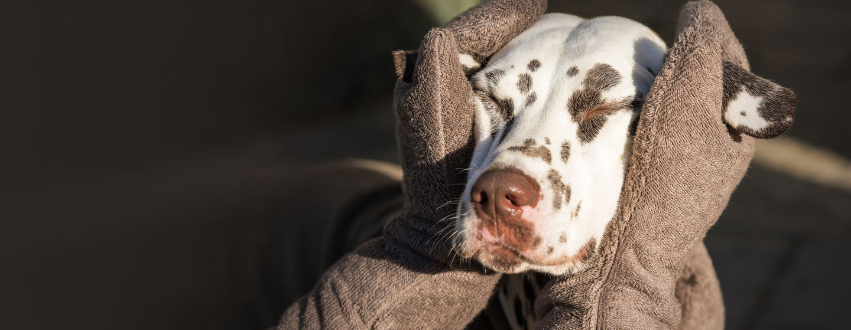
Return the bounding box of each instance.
[454,12,664,277]
[450,13,795,329]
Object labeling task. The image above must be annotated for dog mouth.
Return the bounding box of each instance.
[459,232,596,273]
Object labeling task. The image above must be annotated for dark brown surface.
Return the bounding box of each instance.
[0,0,432,194]
[0,0,433,329]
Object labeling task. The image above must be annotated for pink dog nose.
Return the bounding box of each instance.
[471,168,540,249]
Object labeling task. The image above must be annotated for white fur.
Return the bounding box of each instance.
[458,53,481,71]
[454,14,667,275]
[725,90,770,132]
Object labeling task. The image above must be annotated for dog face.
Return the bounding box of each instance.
[453,14,667,275]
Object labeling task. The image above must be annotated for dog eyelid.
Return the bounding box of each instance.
[583,101,631,120]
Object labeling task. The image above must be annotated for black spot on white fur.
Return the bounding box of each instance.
[517,73,532,94]
[525,92,537,107]
[547,169,571,210]
[528,59,541,72]
[560,141,570,163]
[567,66,579,77]
[568,63,623,143]
[583,63,621,90]
[571,202,581,219]
[508,139,552,164]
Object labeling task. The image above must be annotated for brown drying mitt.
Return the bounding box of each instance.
[536,1,796,329]
[277,0,547,329]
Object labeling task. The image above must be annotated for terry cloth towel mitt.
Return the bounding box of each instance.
[276,0,550,329]
[535,1,797,329]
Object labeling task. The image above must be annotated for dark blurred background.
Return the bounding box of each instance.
[1,0,849,329]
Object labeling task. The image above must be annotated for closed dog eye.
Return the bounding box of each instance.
[580,98,634,122]
[475,90,514,122]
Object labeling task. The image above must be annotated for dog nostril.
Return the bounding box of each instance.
[505,194,518,206]
[473,191,488,204]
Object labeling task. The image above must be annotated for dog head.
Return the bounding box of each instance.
[452,13,795,275]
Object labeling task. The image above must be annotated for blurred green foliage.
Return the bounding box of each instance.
[413,0,484,24]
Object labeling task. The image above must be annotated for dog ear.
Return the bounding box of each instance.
[722,59,796,139]
[393,0,547,83]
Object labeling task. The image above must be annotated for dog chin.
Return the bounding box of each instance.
[470,244,529,274]
[471,245,592,276]
[468,237,596,276]
[529,259,591,276]
[454,216,599,275]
